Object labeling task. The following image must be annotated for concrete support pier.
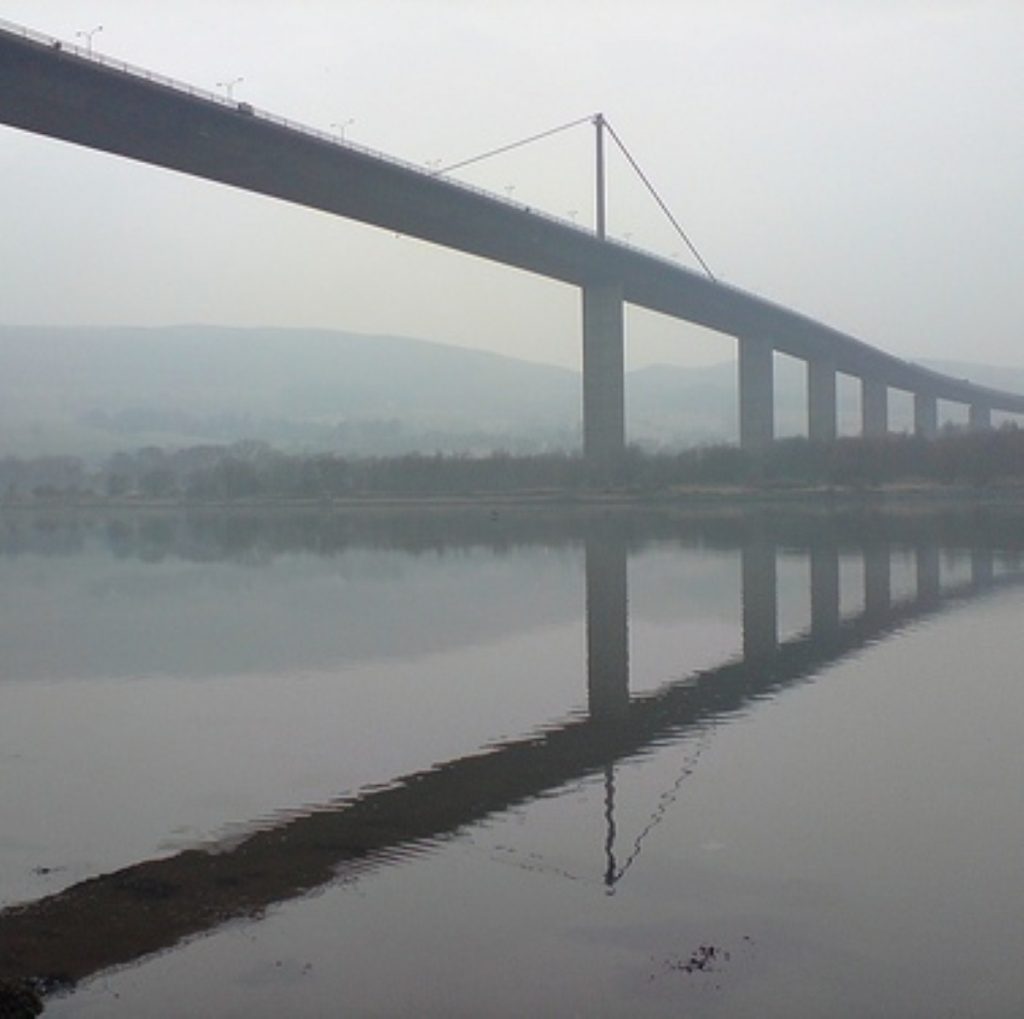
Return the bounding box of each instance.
[582,282,625,472]
[861,378,888,438]
[585,532,630,721]
[864,545,891,618]
[914,392,939,439]
[738,336,774,451]
[810,543,841,637]
[807,359,838,443]
[742,539,778,661]
[969,403,992,432]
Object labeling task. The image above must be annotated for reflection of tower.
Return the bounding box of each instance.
[584,528,629,890]
[742,537,777,661]
[584,530,630,721]
[602,763,618,890]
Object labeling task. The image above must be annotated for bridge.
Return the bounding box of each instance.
[2,18,1023,468]
[1,508,1020,990]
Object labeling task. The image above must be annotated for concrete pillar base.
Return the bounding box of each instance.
[861,378,888,438]
[808,360,837,443]
[914,392,939,439]
[969,403,992,432]
[738,336,774,451]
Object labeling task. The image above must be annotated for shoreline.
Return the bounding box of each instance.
[5,481,1024,514]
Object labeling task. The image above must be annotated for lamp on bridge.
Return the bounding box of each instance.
[216,77,244,102]
[331,119,355,142]
[74,24,102,55]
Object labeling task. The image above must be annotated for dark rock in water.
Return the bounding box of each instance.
[668,943,730,974]
[0,980,43,1019]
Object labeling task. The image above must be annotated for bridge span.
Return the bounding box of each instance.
[2,18,1022,466]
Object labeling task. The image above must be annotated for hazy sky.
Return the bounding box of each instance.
[1,1,1022,370]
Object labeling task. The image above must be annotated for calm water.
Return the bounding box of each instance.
[2,505,1024,1017]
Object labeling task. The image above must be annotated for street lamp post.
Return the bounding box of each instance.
[216,77,244,102]
[330,118,355,141]
[75,24,102,55]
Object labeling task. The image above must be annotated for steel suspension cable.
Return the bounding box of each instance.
[435,113,597,176]
[602,118,716,281]
[434,111,716,283]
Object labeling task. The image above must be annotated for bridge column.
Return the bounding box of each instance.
[913,392,939,439]
[807,359,837,443]
[738,336,774,451]
[585,530,630,721]
[864,544,891,618]
[582,282,625,472]
[742,538,777,660]
[915,545,941,604]
[969,403,992,432]
[810,542,841,637]
[861,378,888,438]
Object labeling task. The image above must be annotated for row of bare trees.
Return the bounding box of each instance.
[2,425,1023,503]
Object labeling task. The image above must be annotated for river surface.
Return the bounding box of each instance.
[2,504,1024,1017]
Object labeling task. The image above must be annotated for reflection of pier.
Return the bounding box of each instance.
[585,529,630,720]
[0,525,1012,991]
[586,526,996,716]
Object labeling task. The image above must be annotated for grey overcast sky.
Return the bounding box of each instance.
[1,0,1022,370]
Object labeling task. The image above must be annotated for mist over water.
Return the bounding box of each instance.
[3,505,1024,1017]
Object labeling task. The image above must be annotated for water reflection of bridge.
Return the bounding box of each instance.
[587,522,1002,718]
[1,513,1019,991]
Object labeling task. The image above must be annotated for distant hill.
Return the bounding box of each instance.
[0,325,1020,460]
[0,326,581,458]
[910,358,1024,395]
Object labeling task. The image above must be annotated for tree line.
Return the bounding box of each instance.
[3,425,1024,503]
